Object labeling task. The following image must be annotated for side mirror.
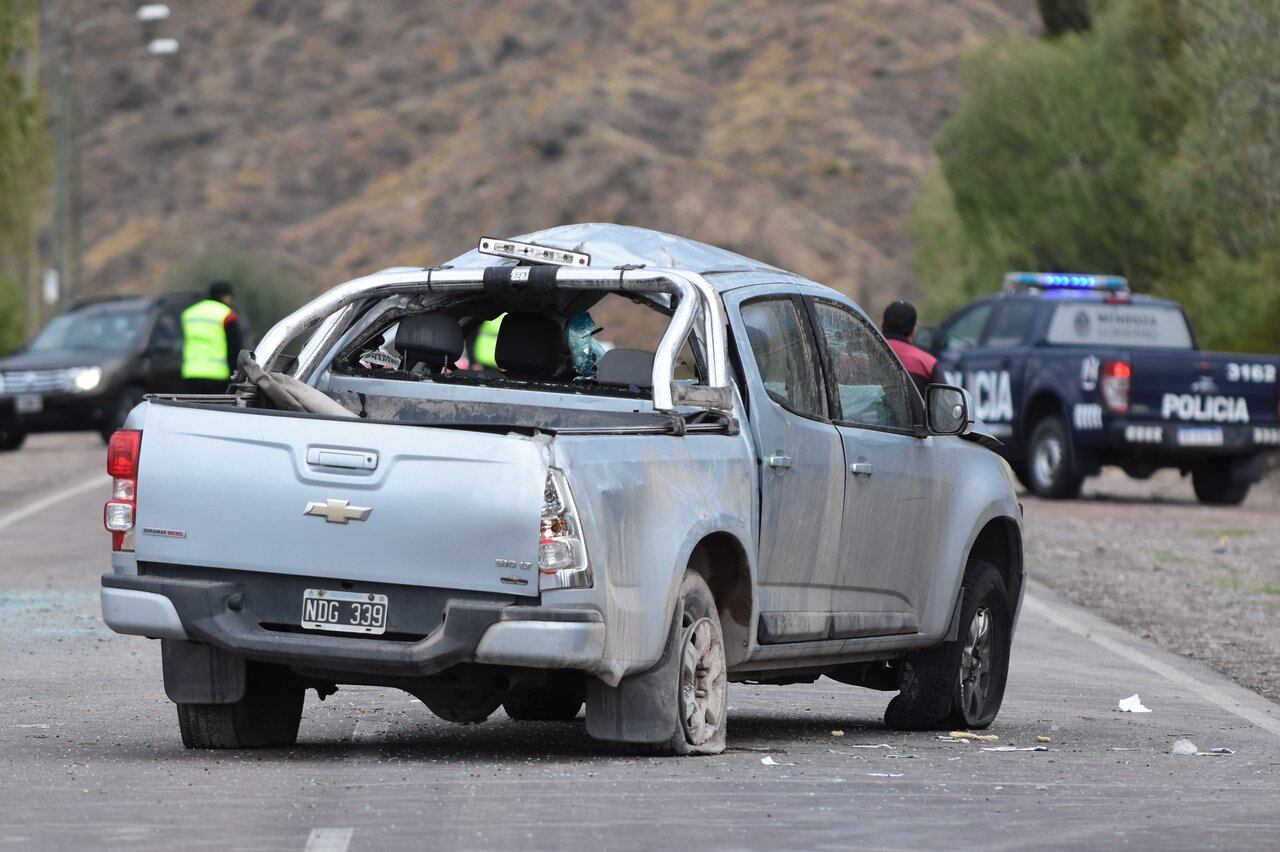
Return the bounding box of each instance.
[925,384,974,435]
[913,327,938,354]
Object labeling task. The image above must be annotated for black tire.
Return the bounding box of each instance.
[176,662,305,748]
[0,428,25,451]
[101,385,147,442]
[1027,416,1084,499]
[503,672,587,722]
[1010,460,1033,492]
[585,572,728,756]
[1192,465,1251,506]
[884,559,1011,731]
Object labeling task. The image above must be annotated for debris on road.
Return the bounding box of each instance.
[760,756,796,766]
[831,730,844,737]
[982,745,1049,752]
[1118,694,1152,713]
[1170,739,1198,755]
[1195,747,1234,756]
[946,731,999,742]
[866,773,904,778]
[848,743,894,749]
[1036,735,1052,743]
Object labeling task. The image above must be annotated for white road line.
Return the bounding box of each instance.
[0,474,109,535]
[1024,592,1280,739]
[304,827,353,852]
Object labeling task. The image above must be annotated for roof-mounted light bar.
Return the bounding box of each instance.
[477,236,590,267]
[1004,272,1129,293]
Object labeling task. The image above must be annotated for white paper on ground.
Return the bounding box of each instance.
[1118,694,1152,713]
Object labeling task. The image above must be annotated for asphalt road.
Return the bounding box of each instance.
[2,436,1279,851]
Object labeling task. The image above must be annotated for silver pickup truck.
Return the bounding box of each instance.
[100,224,1023,755]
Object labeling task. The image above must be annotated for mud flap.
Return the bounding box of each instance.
[585,598,684,744]
[162,639,245,705]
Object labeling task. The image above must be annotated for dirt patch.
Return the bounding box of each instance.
[1024,467,1280,702]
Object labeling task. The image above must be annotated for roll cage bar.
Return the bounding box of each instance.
[252,265,732,412]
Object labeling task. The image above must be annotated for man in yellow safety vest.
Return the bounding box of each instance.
[181,281,243,393]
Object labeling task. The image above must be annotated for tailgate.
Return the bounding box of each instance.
[1130,351,1279,425]
[134,403,547,597]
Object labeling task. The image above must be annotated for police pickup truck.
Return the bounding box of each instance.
[922,273,1280,504]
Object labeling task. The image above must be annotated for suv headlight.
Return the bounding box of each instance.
[71,366,103,392]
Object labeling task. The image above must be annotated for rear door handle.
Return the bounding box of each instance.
[766,454,792,469]
[848,462,875,477]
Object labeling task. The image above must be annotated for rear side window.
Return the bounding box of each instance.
[813,301,913,430]
[985,301,1038,348]
[1046,303,1193,349]
[740,298,825,418]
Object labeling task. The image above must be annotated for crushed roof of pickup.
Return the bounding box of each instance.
[446,223,795,286]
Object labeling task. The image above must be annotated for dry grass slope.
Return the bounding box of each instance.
[61,0,1036,316]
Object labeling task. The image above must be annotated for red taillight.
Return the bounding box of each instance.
[1100,360,1131,414]
[105,429,142,551]
[107,430,142,478]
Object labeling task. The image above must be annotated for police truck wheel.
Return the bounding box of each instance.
[0,429,24,451]
[884,559,1011,730]
[176,663,305,749]
[502,672,587,722]
[1191,466,1250,506]
[1028,417,1083,499]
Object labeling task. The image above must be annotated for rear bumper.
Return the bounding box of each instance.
[1084,419,1280,459]
[101,572,605,678]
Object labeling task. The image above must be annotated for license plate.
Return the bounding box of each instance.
[15,394,42,414]
[1177,426,1223,447]
[300,589,388,635]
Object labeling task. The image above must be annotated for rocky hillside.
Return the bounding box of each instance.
[55,0,1036,316]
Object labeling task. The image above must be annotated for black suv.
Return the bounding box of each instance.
[0,293,200,449]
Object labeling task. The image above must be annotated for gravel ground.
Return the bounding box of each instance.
[1023,467,1280,703]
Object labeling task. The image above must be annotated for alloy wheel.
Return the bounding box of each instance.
[678,616,726,746]
[958,606,994,720]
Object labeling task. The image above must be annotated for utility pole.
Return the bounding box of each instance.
[19,9,42,338]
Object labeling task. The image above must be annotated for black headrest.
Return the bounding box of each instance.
[395,313,463,372]
[495,312,562,376]
[596,348,654,388]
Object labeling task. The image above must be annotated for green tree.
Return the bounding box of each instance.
[166,251,305,345]
[0,0,47,355]
[916,0,1280,353]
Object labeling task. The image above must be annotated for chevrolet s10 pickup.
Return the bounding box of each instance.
[100,224,1023,755]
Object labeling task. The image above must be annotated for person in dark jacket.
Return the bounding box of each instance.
[882,300,942,394]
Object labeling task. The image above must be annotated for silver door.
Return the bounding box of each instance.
[729,289,844,644]
[808,296,940,638]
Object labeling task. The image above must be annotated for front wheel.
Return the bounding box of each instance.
[1027,416,1083,499]
[177,661,305,748]
[100,385,147,442]
[1192,465,1251,506]
[884,559,1011,730]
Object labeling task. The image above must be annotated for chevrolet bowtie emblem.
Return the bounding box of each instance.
[303,499,372,524]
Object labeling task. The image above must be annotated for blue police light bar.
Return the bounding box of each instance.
[1003,272,1129,292]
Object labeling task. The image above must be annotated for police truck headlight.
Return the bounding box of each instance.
[70,366,103,392]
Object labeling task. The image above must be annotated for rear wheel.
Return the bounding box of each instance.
[1028,416,1083,499]
[585,572,728,755]
[1192,465,1251,506]
[884,559,1011,730]
[503,672,587,722]
[0,428,25,451]
[176,662,305,748]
